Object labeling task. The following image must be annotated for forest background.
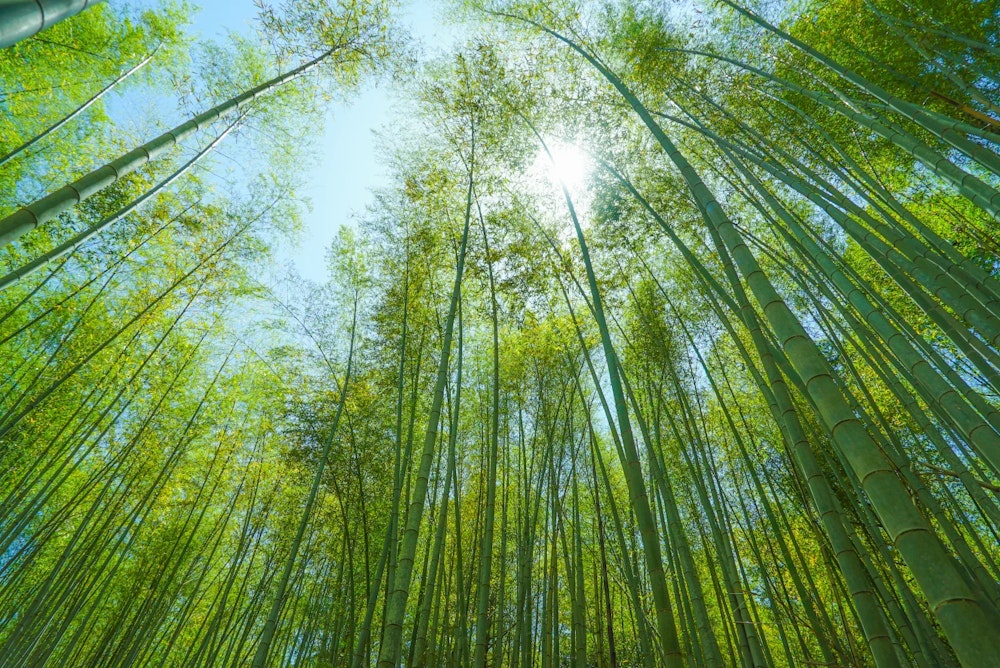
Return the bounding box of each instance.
[1,0,1000,667]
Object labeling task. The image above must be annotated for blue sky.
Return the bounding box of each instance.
[173,0,461,282]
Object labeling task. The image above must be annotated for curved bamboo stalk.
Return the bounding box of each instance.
[0,0,104,49]
[0,46,335,248]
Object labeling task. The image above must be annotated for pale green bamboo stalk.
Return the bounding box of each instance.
[0,197,277,440]
[532,125,683,667]
[719,0,1000,181]
[717,146,1000,478]
[250,299,356,667]
[657,101,1000,387]
[412,297,463,666]
[572,360,656,668]
[623,267,843,666]
[619,365,725,668]
[588,432,618,668]
[352,247,415,668]
[543,25,979,662]
[411,417,452,664]
[657,359,767,668]
[0,46,335,247]
[672,45,1000,220]
[682,78,1000,319]
[0,49,155,169]
[377,139,473,667]
[0,0,104,49]
[473,195,500,668]
[571,454,587,667]
[0,113,243,292]
[662,71,1000,347]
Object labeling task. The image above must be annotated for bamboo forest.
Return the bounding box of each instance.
[5,0,1000,665]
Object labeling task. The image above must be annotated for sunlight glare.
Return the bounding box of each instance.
[538,141,593,194]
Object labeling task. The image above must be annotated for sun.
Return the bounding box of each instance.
[547,141,592,192]
[538,141,593,194]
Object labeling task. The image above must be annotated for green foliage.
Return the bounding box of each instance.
[4,1,1000,667]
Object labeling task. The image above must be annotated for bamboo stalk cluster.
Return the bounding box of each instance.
[1,0,1000,666]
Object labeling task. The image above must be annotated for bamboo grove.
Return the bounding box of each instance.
[1,0,1000,666]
